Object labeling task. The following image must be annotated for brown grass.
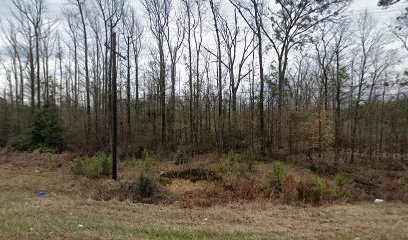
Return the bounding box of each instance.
[1,150,408,239]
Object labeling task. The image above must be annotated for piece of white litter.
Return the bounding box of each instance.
[374,199,384,204]
[35,169,39,173]
[354,237,360,240]
[77,224,84,228]
[204,218,208,221]
[29,228,34,231]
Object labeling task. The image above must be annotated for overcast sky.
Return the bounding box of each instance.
[0,0,404,19]
[0,0,406,89]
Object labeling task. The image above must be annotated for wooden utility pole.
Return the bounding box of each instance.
[111,31,118,180]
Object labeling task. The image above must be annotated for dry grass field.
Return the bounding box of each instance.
[0,150,407,240]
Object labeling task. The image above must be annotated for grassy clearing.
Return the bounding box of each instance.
[0,152,408,239]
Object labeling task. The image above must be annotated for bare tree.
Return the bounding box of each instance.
[209,0,224,152]
[164,5,185,146]
[12,0,45,109]
[350,11,385,163]
[229,0,266,148]
[261,0,350,149]
[219,10,255,125]
[142,0,171,148]
[68,0,91,141]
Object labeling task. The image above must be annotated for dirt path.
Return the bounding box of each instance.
[0,153,407,240]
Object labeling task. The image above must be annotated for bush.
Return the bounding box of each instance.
[246,148,258,171]
[297,177,333,205]
[314,177,326,201]
[71,154,112,178]
[7,135,31,151]
[238,179,258,200]
[282,175,298,204]
[43,152,56,169]
[135,145,145,159]
[142,149,154,171]
[31,105,64,151]
[227,150,237,171]
[213,152,221,162]
[100,154,112,176]
[174,147,188,165]
[335,173,347,192]
[335,173,350,198]
[72,157,85,175]
[124,155,137,167]
[86,158,103,178]
[136,170,154,198]
[271,162,285,192]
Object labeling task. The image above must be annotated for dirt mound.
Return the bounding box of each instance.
[167,179,218,194]
[159,168,222,182]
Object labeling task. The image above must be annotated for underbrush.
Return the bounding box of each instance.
[67,149,392,206]
[133,170,155,200]
[7,105,64,152]
[71,154,112,178]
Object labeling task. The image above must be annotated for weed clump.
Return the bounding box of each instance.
[271,162,285,192]
[314,177,326,202]
[71,154,111,178]
[135,145,145,159]
[335,173,351,198]
[297,177,330,205]
[7,136,31,151]
[71,157,85,175]
[100,154,112,176]
[174,147,188,165]
[141,149,155,171]
[262,162,286,199]
[282,175,298,204]
[246,148,258,171]
[227,150,237,171]
[135,170,155,199]
[217,150,238,174]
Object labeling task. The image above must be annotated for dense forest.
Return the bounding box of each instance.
[0,0,407,164]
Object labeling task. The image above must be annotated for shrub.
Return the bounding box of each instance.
[136,170,154,198]
[335,173,347,192]
[86,157,103,178]
[298,177,333,204]
[217,158,227,173]
[227,150,237,171]
[246,148,258,171]
[282,175,298,204]
[271,162,285,192]
[43,152,55,169]
[216,151,239,174]
[72,157,85,175]
[100,154,112,176]
[335,173,351,198]
[314,177,326,202]
[7,135,32,151]
[142,149,154,171]
[31,105,64,151]
[297,178,312,203]
[239,179,258,200]
[135,145,145,159]
[124,155,137,167]
[174,147,188,165]
[213,152,221,162]
[71,154,111,178]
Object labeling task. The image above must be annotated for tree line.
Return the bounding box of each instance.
[0,0,407,163]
